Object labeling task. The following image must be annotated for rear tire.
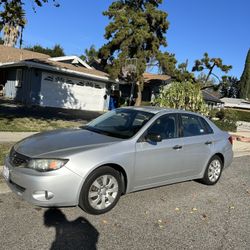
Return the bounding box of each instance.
[79,166,122,215]
[201,155,223,185]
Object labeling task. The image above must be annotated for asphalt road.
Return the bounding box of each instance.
[0,156,249,250]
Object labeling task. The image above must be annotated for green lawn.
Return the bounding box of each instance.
[233,109,250,123]
[0,117,82,132]
[0,143,13,165]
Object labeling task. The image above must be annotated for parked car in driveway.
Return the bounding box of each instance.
[2,107,233,214]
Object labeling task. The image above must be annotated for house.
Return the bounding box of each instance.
[220,98,250,110]
[202,89,224,109]
[0,45,117,111]
[119,72,171,103]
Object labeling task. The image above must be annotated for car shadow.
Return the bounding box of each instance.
[44,208,99,250]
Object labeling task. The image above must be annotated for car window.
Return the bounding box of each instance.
[85,109,154,139]
[147,114,177,140]
[181,114,211,137]
[198,117,214,134]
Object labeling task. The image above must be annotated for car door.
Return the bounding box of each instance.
[134,113,187,189]
[178,113,214,176]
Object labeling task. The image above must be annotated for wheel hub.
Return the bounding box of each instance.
[100,188,107,195]
[88,174,119,210]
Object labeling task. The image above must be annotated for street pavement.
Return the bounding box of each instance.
[0,156,249,250]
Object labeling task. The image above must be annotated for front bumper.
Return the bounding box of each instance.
[3,156,83,207]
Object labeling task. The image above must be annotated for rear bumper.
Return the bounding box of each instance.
[3,157,83,207]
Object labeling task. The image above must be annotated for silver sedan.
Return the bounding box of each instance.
[2,107,233,214]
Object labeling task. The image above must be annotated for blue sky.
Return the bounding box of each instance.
[20,0,250,79]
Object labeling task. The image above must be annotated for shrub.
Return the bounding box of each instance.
[212,109,238,132]
[155,81,208,115]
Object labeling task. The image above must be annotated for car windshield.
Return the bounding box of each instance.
[83,109,154,139]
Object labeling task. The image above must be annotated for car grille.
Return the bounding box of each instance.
[9,147,30,167]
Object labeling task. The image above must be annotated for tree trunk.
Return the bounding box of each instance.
[3,24,19,47]
[135,81,142,106]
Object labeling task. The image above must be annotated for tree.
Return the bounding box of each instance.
[0,0,59,47]
[0,0,26,47]
[0,36,3,44]
[99,0,169,106]
[25,44,65,57]
[157,52,195,82]
[239,49,250,100]
[80,45,99,64]
[155,81,208,115]
[0,0,59,8]
[220,76,240,98]
[192,52,232,84]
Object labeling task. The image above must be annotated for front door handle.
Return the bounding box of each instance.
[173,145,182,150]
[205,141,212,145]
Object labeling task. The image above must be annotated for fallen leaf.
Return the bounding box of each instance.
[102,219,108,224]
[158,219,162,223]
[229,206,235,210]
[175,207,180,211]
[192,207,198,211]
[201,214,207,220]
[145,211,149,215]
[159,224,164,228]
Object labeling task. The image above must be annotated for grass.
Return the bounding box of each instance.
[0,117,82,132]
[213,120,237,132]
[0,99,101,132]
[232,109,250,123]
[0,143,13,165]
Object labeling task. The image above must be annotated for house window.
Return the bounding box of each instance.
[55,76,65,83]
[66,79,74,85]
[85,81,93,87]
[77,81,85,86]
[44,75,54,82]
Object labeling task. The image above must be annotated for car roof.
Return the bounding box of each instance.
[120,106,203,116]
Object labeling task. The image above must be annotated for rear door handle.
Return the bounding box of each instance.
[173,145,182,150]
[205,141,212,145]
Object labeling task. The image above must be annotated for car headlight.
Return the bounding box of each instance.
[27,159,68,172]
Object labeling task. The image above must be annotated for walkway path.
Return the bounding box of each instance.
[0,132,38,143]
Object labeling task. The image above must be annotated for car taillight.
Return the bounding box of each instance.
[228,136,233,145]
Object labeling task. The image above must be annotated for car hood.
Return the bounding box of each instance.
[14,129,122,157]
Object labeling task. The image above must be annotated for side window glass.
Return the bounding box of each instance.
[181,114,209,137]
[147,114,177,140]
[199,117,214,134]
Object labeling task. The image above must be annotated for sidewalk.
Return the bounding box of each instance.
[0,132,38,143]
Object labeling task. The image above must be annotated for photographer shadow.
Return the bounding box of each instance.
[44,208,99,250]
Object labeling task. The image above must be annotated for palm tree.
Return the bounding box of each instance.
[0,0,26,47]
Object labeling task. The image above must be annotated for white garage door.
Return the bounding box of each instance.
[40,73,106,111]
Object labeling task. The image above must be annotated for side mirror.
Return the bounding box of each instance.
[146,133,162,143]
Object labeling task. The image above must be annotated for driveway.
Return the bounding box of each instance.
[0,156,249,249]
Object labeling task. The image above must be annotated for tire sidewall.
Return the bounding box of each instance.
[203,155,223,185]
[79,166,122,215]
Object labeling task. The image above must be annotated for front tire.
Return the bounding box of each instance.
[79,166,122,215]
[201,155,223,185]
